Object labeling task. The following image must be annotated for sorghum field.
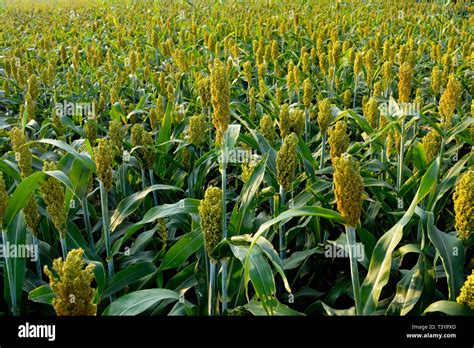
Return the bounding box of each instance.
[0,0,473,317]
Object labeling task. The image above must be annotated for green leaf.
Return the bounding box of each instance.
[230,243,277,314]
[386,256,425,316]
[110,184,181,232]
[228,157,266,236]
[283,247,320,270]
[3,213,27,312]
[423,301,474,316]
[35,139,96,171]
[28,285,54,305]
[3,170,76,228]
[102,289,180,315]
[417,208,465,301]
[360,158,439,315]
[244,298,304,316]
[159,228,204,270]
[102,262,157,299]
[112,198,200,254]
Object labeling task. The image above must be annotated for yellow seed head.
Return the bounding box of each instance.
[276,133,298,192]
[398,62,413,103]
[343,89,352,109]
[24,195,40,235]
[108,119,124,151]
[84,122,96,146]
[372,82,382,99]
[439,75,462,126]
[279,104,291,138]
[364,98,380,129]
[456,270,474,310]
[149,108,158,130]
[303,78,313,108]
[291,108,305,137]
[333,155,364,227]
[259,114,276,146]
[382,61,392,91]
[422,127,441,163]
[275,87,283,106]
[25,92,35,121]
[354,52,363,76]
[94,138,113,191]
[199,186,222,257]
[328,120,350,162]
[197,75,211,108]
[210,59,230,145]
[317,99,332,134]
[319,52,328,75]
[42,161,67,238]
[453,170,474,241]
[188,114,207,148]
[11,127,32,178]
[431,66,442,96]
[44,248,97,316]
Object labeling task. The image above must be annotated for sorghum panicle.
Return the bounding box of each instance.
[199,186,222,257]
[276,133,298,192]
[333,155,364,227]
[453,170,474,241]
[44,248,97,316]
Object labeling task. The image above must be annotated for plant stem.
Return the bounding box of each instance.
[208,259,216,316]
[221,258,228,313]
[82,198,95,253]
[100,181,114,279]
[141,167,146,212]
[208,107,212,150]
[320,131,327,170]
[2,231,18,316]
[33,235,42,280]
[397,117,405,195]
[221,150,228,313]
[279,185,286,260]
[352,76,358,109]
[345,225,362,315]
[305,108,309,143]
[60,237,67,260]
[149,169,158,206]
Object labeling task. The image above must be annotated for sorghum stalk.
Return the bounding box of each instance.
[1,172,16,313]
[279,185,286,260]
[333,155,364,315]
[1,176,15,309]
[82,197,95,253]
[149,170,158,206]
[396,120,404,196]
[2,230,18,315]
[320,132,327,169]
[100,181,114,279]
[221,147,228,312]
[208,260,217,315]
[94,139,114,279]
[346,225,362,315]
[199,186,222,316]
